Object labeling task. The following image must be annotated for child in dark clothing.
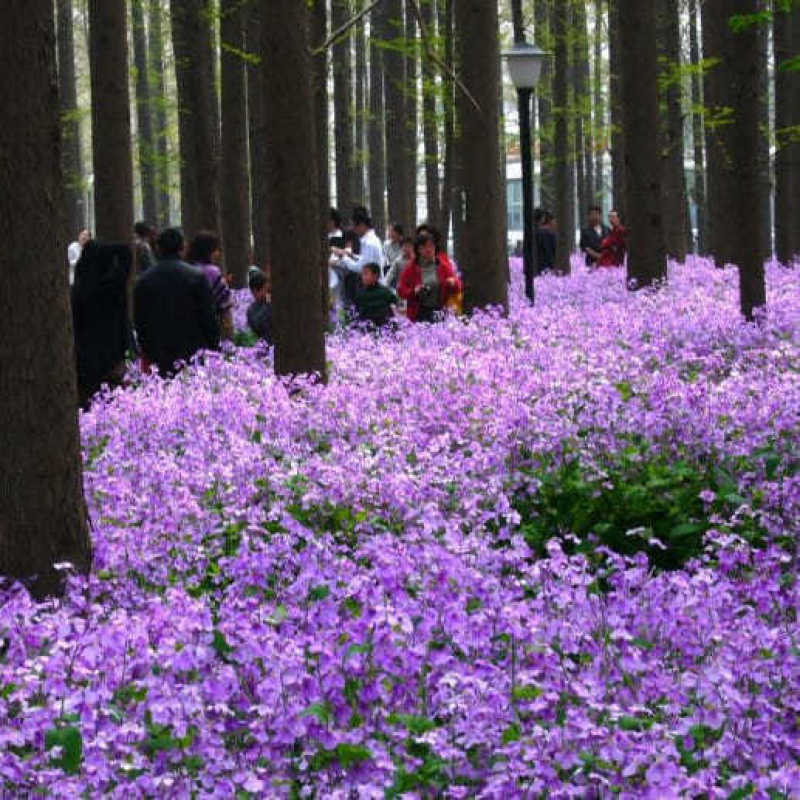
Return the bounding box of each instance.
[355,263,397,328]
[247,268,273,344]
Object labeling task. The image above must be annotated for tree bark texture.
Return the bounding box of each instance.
[404,3,419,226]
[220,0,251,288]
[658,0,689,262]
[355,0,367,206]
[574,1,593,213]
[774,1,799,264]
[56,0,86,238]
[535,0,554,211]
[454,0,506,312]
[553,2,574,274]
[0,0,91,598]
[170,0,220,238]
[421,0,440,229]
[438,0,455,243]
[89,0,134,242]
[593,0,605,200]
[618,0,667,287]
[608,0,626,213]
[332,0,356,219]
[132,0,159,225]
[368,2,387,235]
[262,0,326,378]
[688,0,707,252]
[149,0,171,227]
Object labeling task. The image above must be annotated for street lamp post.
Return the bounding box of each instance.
[503,42,547,305]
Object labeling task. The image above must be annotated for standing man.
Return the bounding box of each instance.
[333,206,385,275]
[67,228,90,285]
[134,227,219,375]
[134,221,157,273]
[579,206,609,267]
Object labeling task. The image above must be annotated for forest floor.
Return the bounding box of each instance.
[1,258,798,796]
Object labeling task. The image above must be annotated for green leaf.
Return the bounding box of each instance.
[45,725,83,774]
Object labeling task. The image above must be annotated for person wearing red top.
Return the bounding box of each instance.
[597,209,628,268]
[397,231,462,322]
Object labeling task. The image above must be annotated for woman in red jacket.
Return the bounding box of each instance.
[397,231,462,322]
[597,209,628,268]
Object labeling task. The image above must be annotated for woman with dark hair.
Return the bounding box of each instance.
[187,231,234,339]
[597,210,628,268]
[71,241,132,407]
[397,231,461,322]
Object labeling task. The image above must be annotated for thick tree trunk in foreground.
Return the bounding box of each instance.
[132,0,159,225]
[553,3,573,275]
[89,0,134,242]
[454,0,506,312]
[56,0,86,238]
[618,0,667,287]
[263,0,326,378]
[149,0,171,227]
[774,3,799,265]
[0,0,91,598]
[220,0,251,288]
[171,0,220,238]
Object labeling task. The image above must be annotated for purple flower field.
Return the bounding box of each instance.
[1,259,798,797]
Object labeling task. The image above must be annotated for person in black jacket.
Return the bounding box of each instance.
[71,241,133,408]
[134,228,220,375]
[579,206,610,267]
[535,210,557,273]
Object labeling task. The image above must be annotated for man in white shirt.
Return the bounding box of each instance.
[332,206,385,275]
[67,228,90,285]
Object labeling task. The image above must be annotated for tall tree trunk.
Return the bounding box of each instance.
[56,0,86,238]
[758,0,773,260]
[149,0,171,227]
[0,0,91,598]
[262,0,326,378]
[170,0,220,238]
[310,0,331,323]
[658,0,688,262]
[608,0,626,212]
[332,0,356,219]
[89,0,134,242]
[368,3,387,234]
[574,1,592,213]
[454,0,506,311]
[438,0,454,243]
[405,2,419,226]
[132,0,159,225]
[354,0,367,206]
[535,0,554,210]
[618,0,667,287]
[384,0,412,228]
[706,0,766,315]
[220,0,250,288]
[593,0,605,201]
[774,0,799,264]
[421,0,440,230]
[247,3,269,270]
[553,2,573,274]
[688,0,707,252]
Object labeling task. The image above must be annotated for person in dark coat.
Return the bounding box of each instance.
[246,267,273,344]
[535,210,557,273]
[579,206,610,267]
[134,228,220,375]
[71,241,133,408]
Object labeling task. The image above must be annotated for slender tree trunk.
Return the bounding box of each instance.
[170,0,220,238]
[421,0,440,231]
[658,0,688,262]
[608,0,626,213]
[247,3,269,270]
[553,2,573,274]
[354,0,367,206]
[405,2,419,226]
[574,1,592,213]
[149,0,171,227]
[438,0,454,243]
[774,0,799,264]
[368,2,387,234]
[262,0,326,378]
[384,0,412,228]
[454,0,506,311]
[220,0,250,288]
[706,0,766,315]
[689,0,707,252]
[758,0,773,260]
[618,0,667,287]
[535,0,554,211]
[310,0,331,323]
[89,0,134,242]
[593,0,605,201]
[132,0,158,225]
[332,0,356,219]
[0,0,91,598]
[56,0,86,238]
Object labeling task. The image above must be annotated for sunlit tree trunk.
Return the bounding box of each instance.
[132,0,158,225]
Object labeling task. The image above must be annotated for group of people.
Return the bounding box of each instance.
[579,207,628,269]
[327,205,462,327]
[69,224,273,407]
